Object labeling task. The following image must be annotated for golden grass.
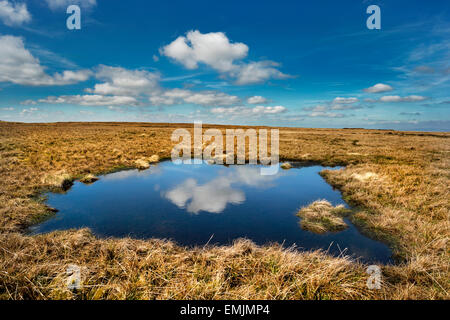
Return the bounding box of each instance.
[0,231,380,300]
[297,200,350,234]
[0,122,449,300]
[135,159,151,170]
[80,174,99,184]
[280,162,292,170]
[41,171,73,190]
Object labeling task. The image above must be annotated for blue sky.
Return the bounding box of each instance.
[0,0,449,131]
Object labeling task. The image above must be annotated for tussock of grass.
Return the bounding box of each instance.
[135,159,150,170]
[41,171,73,190]
[80,174,99,184]
[148,154,160,163]
[297,200,350,234]
[281,162,292,170]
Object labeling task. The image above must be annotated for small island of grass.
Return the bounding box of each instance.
[297,200,351,234]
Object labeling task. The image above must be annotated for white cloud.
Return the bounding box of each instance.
[0,1,31,26]
[0,35,91,86]
[307,111,345,118]
[161,30,291,85]
[164,177,245,214]
[305,103,360,112]
[233,61,291,85]
[330,104,361,110]
[45,0,96,10]
[247,96,268,104]
[21,107,38,115]
[211,105,286,115]
[87,65,161,96]
[363,83,393,93]
[303,105,328,112]
[332,97,359,104]
[21,99,37,105]
[252,105,286,114]
[38,95,138,106]
[163,167,278,214]
[379,95,427,102]
[184,91,240,106]
[161,30,248,72]
[150,89,240,107]
[211,106,244,114]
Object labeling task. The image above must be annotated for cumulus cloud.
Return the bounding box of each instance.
[247,96,268,104]
[22,62,243,108]
[38,95,138,106]
[332,97,359,104]
[330,104,361,110]
[252,105,286,114]
[232,61,291,85]
[303,97,362,118]
[161,30,248,72]
[303,105,328,112]
[161,30,291,85]
[45,0,96,10]
[379,95,427,102]
[0,1,31,26]
[150,89,240,107]
[184,91,239,106]
[0,35,91,86]
[86,65,161,96]
[211,105,286,115]
[306,111,345,118]
[363,83,393,93]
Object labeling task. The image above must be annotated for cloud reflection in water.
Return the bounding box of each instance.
[163,166,279,214]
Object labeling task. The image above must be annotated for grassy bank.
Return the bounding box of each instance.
[0,122,448,299]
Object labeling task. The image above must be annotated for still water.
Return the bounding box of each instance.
[32,162,392,263]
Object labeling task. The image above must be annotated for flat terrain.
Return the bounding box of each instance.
[0,122,448,299]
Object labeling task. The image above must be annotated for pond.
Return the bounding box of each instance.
[31,161,392,264]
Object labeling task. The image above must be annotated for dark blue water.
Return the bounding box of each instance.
[32,162,392,263]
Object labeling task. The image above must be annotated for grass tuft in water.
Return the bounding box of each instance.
[297,200,351,234]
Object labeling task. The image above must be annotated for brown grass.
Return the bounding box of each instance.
[297,200,350,234]
[80,174,99,184]
[0,122,449,300]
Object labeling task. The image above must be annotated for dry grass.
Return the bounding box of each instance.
[135,159,151,170]
[280,162,292,170]
[0,122,449,300]
[41,171,73,190]
[297,200,350,234]
[80,174,99,184]
[0,231,379,300]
